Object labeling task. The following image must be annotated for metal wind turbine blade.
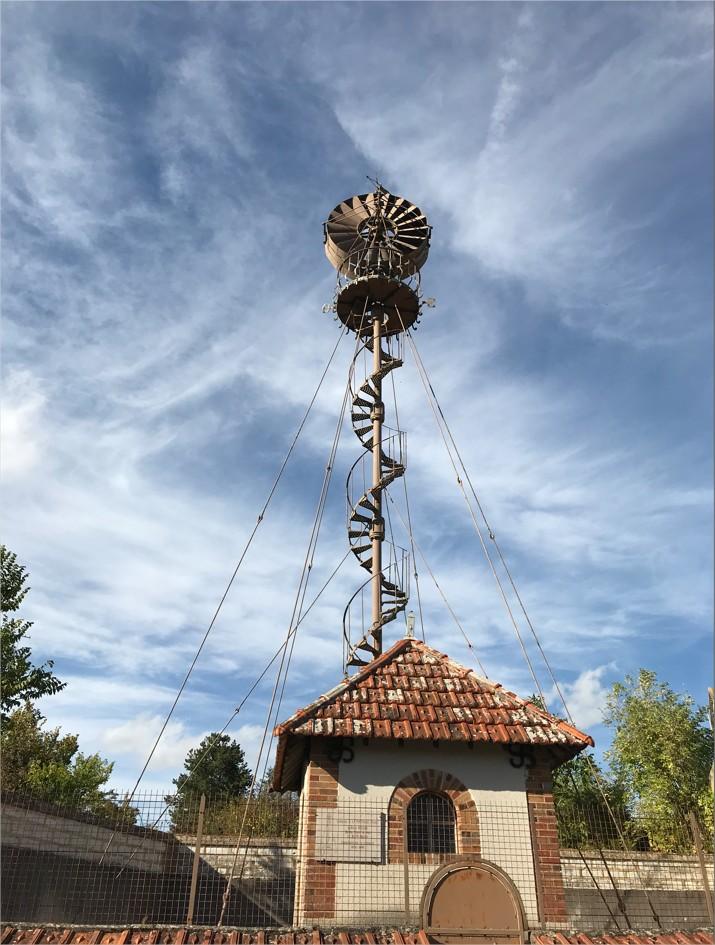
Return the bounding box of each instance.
[324,190,431,281]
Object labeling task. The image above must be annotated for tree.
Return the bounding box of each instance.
[169,733,253,830]
[527,694,629,848]
[168,750,299,838]
[552,751,630,849]
[172,732,253,798]
[0,704,135,821]
[1,545,65,718]
[255,766,275,796]
[0,547,132,821]
[604,669,714,852]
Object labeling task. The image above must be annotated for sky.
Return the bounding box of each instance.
[2,1,712,794]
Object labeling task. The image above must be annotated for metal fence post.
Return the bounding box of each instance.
[403,806,410,925]
[186,794,206,926]
[708,688,714,793]
[688,810,714,925]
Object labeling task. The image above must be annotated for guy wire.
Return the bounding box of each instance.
[389,356,426,642]
[384,490,488,678]
[405,328,661,925]
[396,312,544,701]
[216,316,366,926]
[99,326,348,865]
[112,547,351,879]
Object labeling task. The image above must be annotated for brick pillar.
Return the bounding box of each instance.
[294,739,338,926]
[526,757,568,928]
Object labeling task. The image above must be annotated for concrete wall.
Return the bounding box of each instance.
[561,850,714,892]
[175,836,296,881]
[1,802,293,927]
[1,800,172,872]
[560,849,714,932]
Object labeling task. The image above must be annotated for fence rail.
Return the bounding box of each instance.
[1,789,711,931]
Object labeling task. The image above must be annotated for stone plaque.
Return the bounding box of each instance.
[314,809,384,863]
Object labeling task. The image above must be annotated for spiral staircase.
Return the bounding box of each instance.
[323,185,431,668]
[344,337,409,665]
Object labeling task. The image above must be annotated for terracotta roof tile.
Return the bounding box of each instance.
[410,720,432,739]
[2,930,710,945]
[279,638,594,748]
[273,638,594,790]
[532,937,713,945]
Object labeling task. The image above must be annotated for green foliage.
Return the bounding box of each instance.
[604,669,714,852]
[173,732,253,797]
[530,677,714,853]
[199,795,298,839]
[1,545,66,718]
[170,733,253,829]
[0,704,136,822]
[527,694,630,848]
[553,752,631,849]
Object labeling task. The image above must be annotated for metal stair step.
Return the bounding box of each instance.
[350,512,372,525]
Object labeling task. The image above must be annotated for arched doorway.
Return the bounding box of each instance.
[420,859,526,944]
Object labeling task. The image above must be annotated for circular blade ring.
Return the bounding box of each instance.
[325,189,430,279]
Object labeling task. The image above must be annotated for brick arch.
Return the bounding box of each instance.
[387,768,480,864]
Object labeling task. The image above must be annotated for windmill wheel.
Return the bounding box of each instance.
[324,191,430,279]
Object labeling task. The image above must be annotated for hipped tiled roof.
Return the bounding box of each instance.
[273,638,592,790]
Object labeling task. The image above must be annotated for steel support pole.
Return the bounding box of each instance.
[371,313,383,655]
[708,688,714,793]
[689,810,715,925]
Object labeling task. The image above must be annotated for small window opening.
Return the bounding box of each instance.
[407,792,456,854]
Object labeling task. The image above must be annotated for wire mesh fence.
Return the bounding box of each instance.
[1,789,298,928]
[555,796,714,855]
[555,800,713,932]
[1,788,712,931]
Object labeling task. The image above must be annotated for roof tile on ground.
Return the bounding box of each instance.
[532,935,713,945]
[2,930,712,945]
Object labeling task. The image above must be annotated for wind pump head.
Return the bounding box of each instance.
[323,185,431,335]
[323,185,431,668]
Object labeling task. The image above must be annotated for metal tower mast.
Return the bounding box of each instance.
[323,185,431,667]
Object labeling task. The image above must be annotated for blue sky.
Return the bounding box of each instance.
[2,2,712,792]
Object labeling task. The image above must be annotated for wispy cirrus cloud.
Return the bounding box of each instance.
[2,2,711,788]
[323,3,712,343]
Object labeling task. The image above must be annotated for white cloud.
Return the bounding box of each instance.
[101,714,202,772]
[1,371,46,480]
[2,37,139,248]
[322,3,711,343]
[2,5,710,792]
[551,665,612,731]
